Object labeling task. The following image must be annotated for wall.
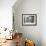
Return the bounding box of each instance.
[13,0,41,46]
[41,0,46,46]
[0,0,16,30]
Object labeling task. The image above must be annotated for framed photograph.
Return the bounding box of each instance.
[22,14,37,26]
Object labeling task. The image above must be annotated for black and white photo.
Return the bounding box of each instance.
[22,14,37,26]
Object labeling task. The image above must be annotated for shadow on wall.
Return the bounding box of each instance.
[12,0,41,46]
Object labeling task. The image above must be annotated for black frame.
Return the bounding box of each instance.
[22,14,37,26]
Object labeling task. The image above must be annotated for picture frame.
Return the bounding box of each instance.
[22,14,37,26]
